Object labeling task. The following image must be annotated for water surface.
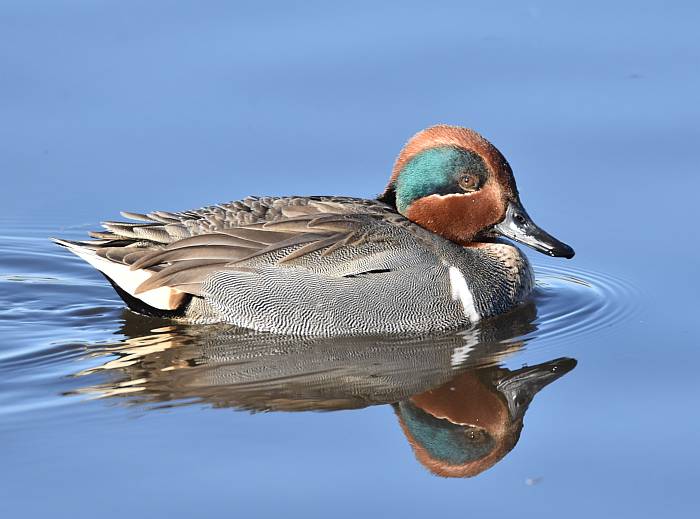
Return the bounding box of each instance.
[1,1,699,518]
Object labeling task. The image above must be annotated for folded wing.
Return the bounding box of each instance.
[54,196,449,324]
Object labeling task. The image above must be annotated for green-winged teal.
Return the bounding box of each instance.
[54,125,574,334]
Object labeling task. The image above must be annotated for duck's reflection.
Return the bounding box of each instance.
[395,357,574,477]
[73,301,575,477]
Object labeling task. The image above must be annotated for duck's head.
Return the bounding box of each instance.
[379,125,574,258]
[394,357,577,478]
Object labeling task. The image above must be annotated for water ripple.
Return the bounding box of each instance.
[529,263,639,348]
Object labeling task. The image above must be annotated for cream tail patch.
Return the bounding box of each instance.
[59,241,183,310]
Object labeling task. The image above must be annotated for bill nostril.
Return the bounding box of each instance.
[514,213,526,225]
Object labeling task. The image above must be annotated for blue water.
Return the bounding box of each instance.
[1,1,699,517]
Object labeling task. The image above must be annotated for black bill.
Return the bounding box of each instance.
[496,357,577,419]
[493,200,575,258]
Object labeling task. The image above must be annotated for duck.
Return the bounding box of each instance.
[53,125,574,335]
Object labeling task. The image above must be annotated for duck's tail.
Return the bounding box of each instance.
[52,237,191,317]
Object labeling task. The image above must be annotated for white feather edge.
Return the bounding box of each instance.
[55,240,182,310]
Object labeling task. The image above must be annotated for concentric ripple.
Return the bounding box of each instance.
[527,263,639,348]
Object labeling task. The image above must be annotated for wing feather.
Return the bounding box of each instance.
[58,196,413,299]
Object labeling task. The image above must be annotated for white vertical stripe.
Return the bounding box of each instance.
[450,333,481,367]
[448,265,480,322]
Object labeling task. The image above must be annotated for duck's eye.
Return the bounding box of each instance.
[458,173,481,192]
